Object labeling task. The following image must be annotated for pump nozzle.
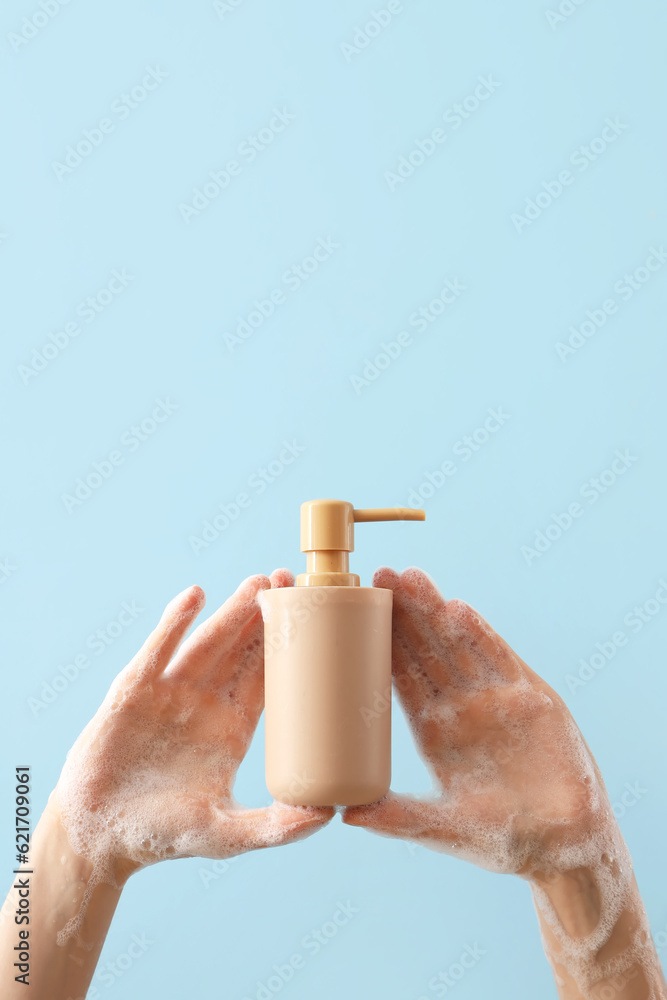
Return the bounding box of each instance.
[353,507,426,523]
[296,499,425,587]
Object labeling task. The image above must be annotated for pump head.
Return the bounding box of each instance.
[296,498,425,587]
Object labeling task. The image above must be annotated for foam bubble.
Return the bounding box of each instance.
[388,583,663,995]
[53,585,325,946]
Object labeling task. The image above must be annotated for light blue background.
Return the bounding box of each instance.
[2,1,666,997]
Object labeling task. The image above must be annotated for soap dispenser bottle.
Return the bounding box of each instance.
[260,498,425,807]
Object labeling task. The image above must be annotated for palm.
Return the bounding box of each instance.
[55,572,332,880]
[345,568,607,876]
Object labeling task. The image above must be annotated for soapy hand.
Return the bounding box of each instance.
[343,567,616,877]
[344,569,667,997]
[54,570,333,895]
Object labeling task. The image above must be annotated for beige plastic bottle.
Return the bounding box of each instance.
[260,499,425,807]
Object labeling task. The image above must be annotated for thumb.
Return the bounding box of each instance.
[343,792,446,843]
[220,803,335,853]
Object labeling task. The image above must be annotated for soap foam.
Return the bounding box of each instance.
[54,581,324,946]
[376,571,663,997]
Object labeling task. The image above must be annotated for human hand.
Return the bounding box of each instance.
[54,570,333,892]
[343,567,618,879]
[342,569,667,997]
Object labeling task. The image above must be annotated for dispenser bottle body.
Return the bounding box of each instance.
[261,586,392,807]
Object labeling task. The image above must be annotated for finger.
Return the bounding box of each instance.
[396,566,447,612]
[210,567,296,714]
[217,568,298,763]
[397,565,516,676]
[372,565,400,590]
[344,794,505,867]
[343,792,457,845]
[387,568,453,675]
[165,574,269,681]
[128,585,206,681]
[216,803,335,854]
[269,567,295,589]
[376,567,472,777]
[209,568,298,774]
[213,610,267,753]
[374,566,449,687]
[374,567,458,736]
[394,569,521,690]
[381,567,460,698]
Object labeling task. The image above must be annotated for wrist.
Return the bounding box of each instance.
[529,858,664,998]
[529,866,602,938]
[34,796,125,943]
[1,795,126,999]
[47,788,137,888]
[36,795,94,893]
